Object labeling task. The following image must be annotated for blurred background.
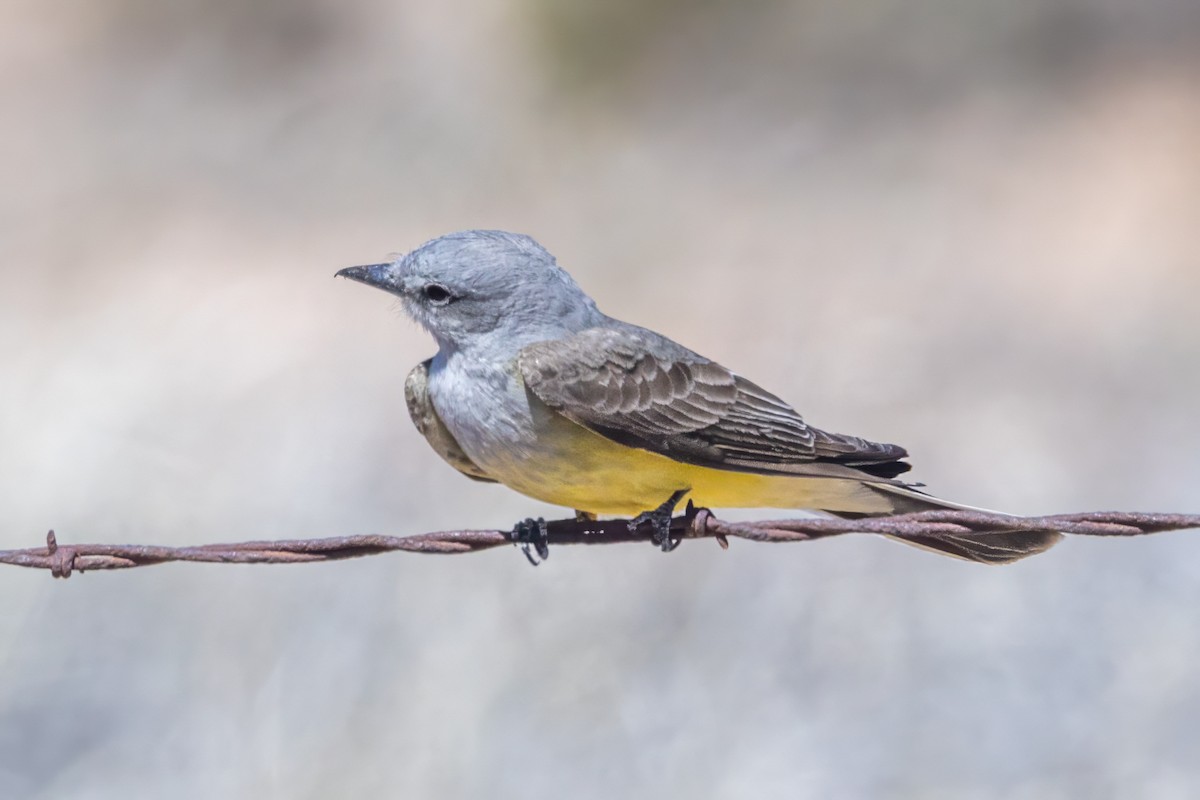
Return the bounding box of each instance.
[2,0,1199,797]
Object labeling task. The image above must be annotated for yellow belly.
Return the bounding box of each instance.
[492,408,894,517]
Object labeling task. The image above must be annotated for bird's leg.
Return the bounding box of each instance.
[509,517,550,566]
[630,489,689,552]
[574,510,597,522]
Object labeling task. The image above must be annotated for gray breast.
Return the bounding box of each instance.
[428,351,540,469]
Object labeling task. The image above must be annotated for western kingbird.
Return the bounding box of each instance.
[337,230,1059,564]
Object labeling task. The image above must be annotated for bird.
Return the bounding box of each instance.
[336,230,1060,564]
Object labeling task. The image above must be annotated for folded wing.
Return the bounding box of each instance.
[518,325,911,480]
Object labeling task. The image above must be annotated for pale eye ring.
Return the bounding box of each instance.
[422,283,453,305]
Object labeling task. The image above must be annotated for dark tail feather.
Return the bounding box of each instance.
[889,529,1062,564]
[837,482,1062,565]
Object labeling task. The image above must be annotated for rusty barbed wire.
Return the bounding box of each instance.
[1,507,1197,579]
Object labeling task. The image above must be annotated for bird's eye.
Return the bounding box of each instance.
[422,283,453,305]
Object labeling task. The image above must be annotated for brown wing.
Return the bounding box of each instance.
[405,359,496,483]
[518,326,910,478]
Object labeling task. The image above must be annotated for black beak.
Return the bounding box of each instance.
[335,263,399,293]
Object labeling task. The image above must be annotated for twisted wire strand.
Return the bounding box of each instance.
[1,508,1196,578]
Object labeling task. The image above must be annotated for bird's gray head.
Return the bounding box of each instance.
[337,230,603,352]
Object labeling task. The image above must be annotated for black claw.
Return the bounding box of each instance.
[510,517,550,566]
[630,489,689,552]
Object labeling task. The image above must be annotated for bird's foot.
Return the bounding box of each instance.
[510,517,550,566]
[630,489,689,552]
[574,510,597,522]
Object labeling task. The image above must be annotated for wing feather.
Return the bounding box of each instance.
[519,326,910,478]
